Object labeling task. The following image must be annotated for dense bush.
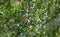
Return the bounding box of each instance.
[0,0,60,37]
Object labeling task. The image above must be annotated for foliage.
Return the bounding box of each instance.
[0,0,60,37]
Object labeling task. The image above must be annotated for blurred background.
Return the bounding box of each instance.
[0,0,60,37]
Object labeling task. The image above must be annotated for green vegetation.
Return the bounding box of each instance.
[0,0,60,37]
